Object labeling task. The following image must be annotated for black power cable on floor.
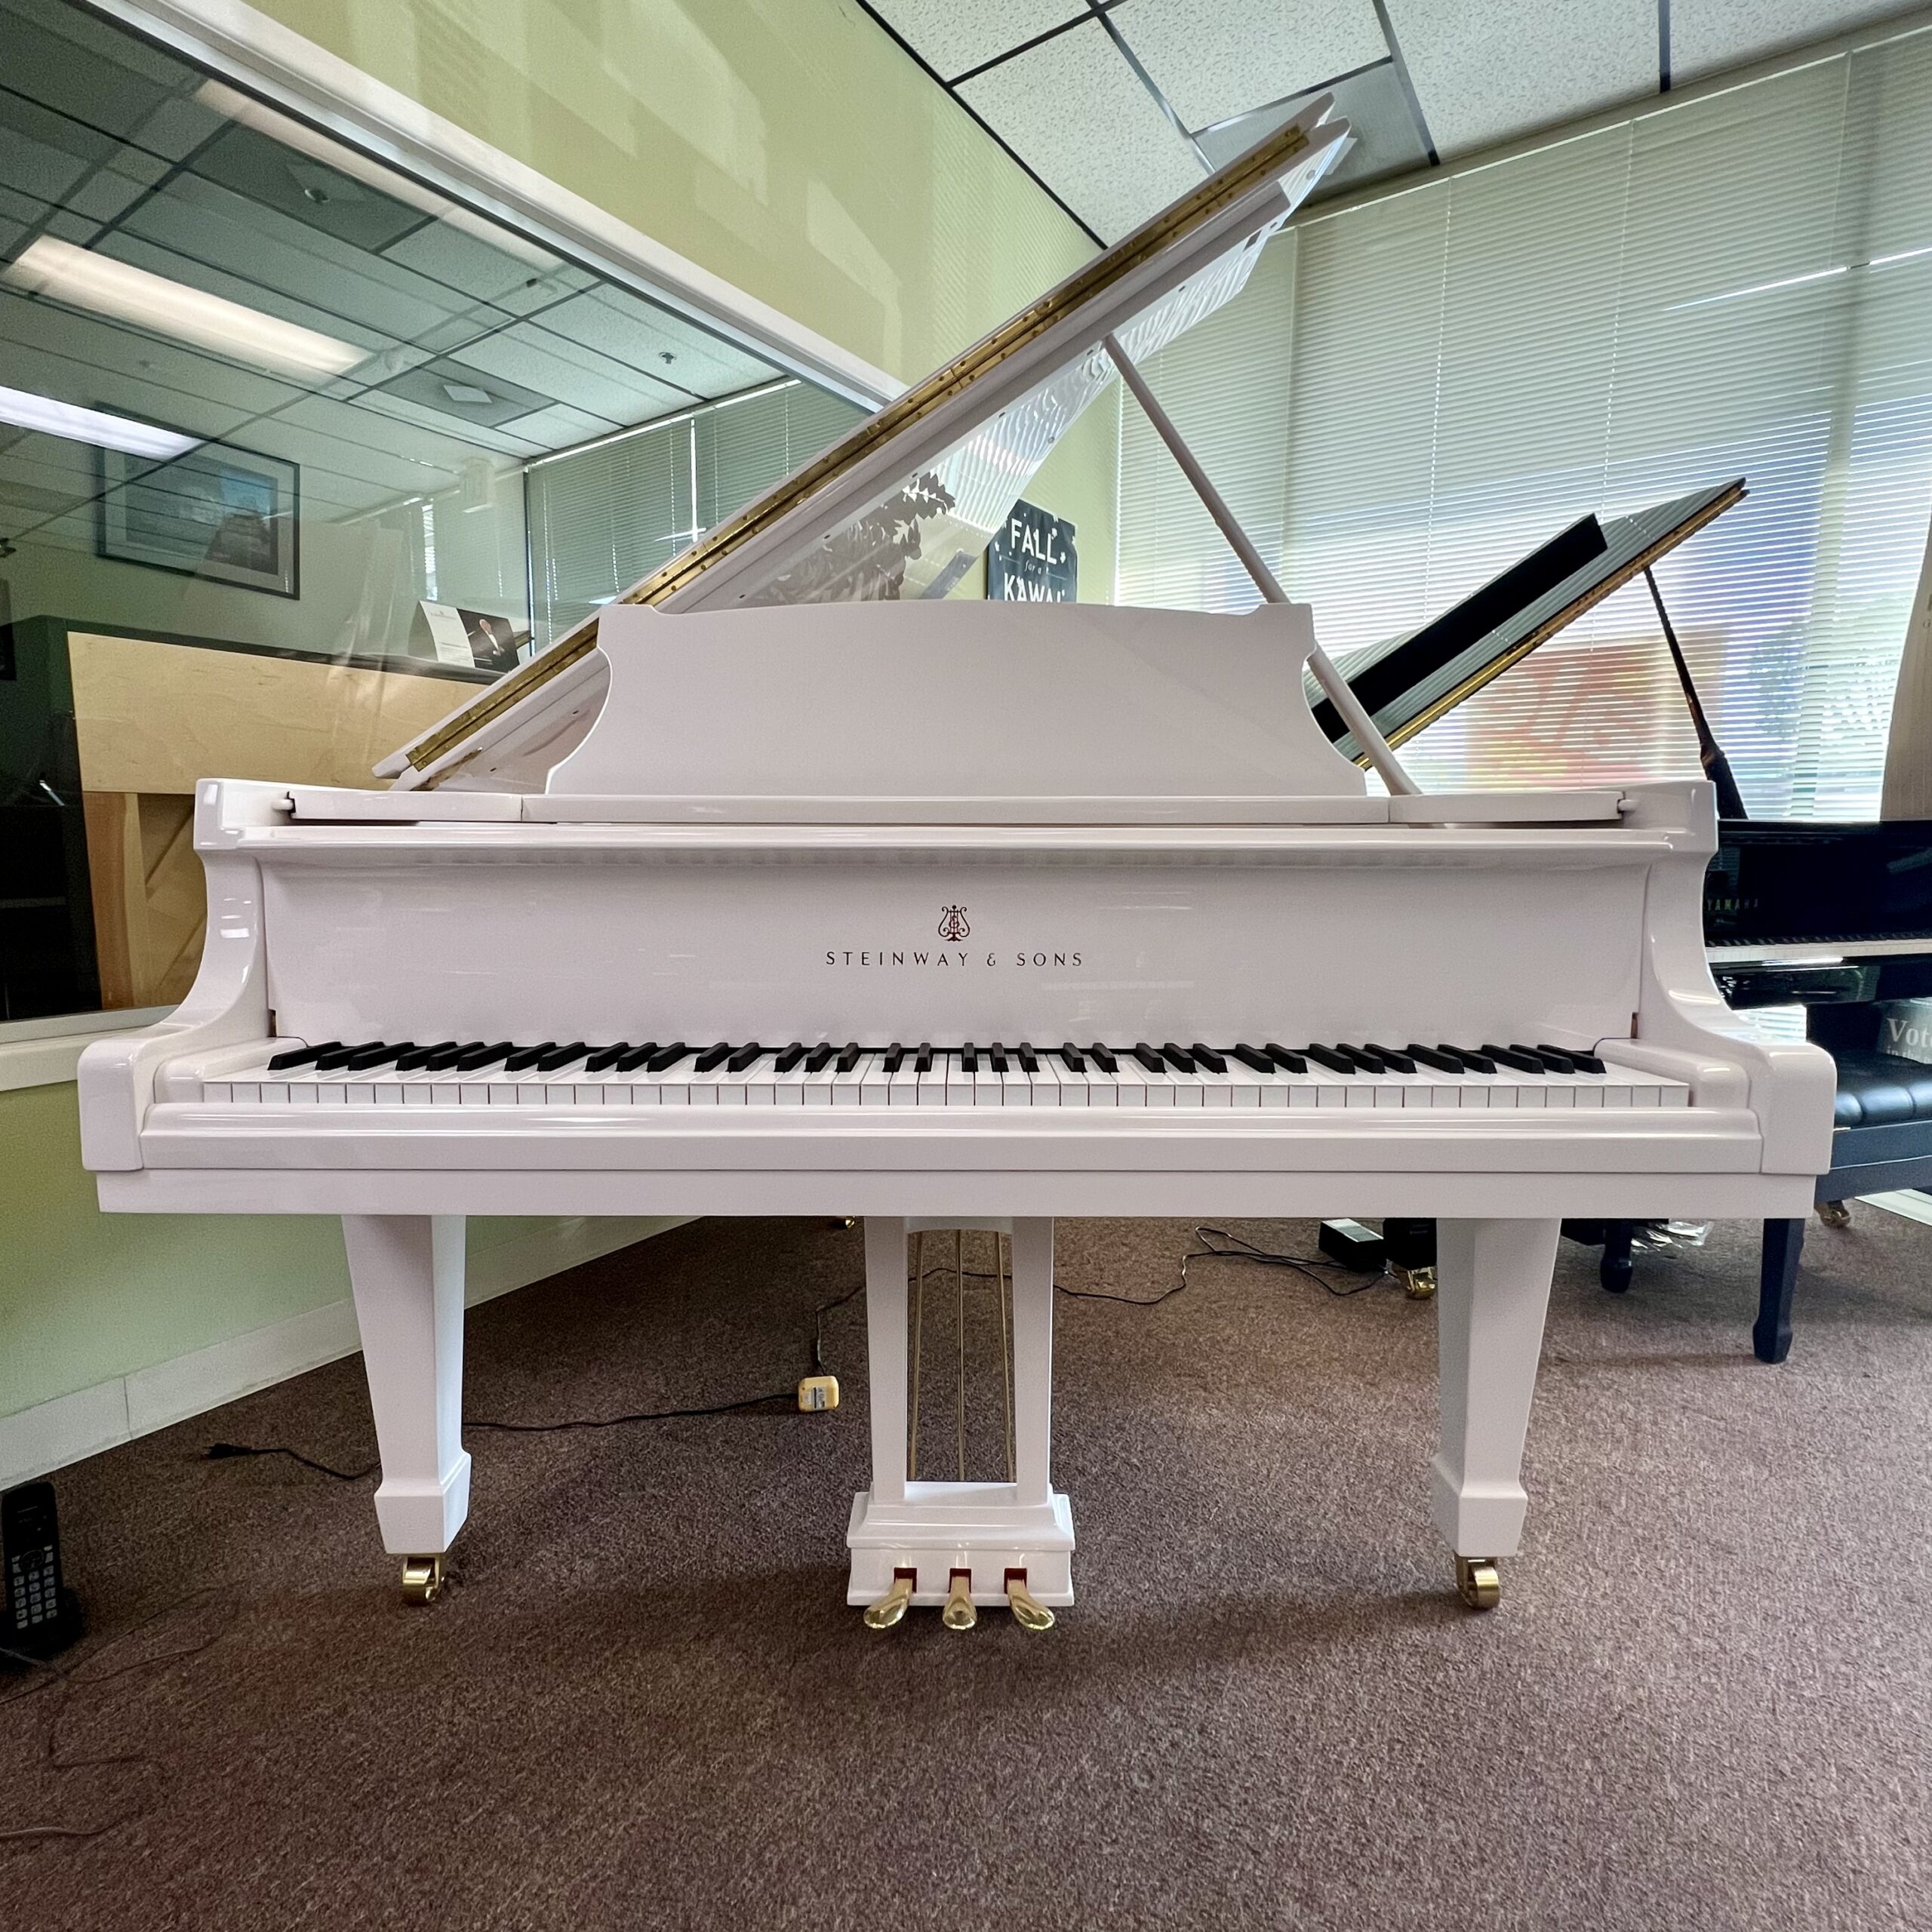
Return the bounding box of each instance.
[201,1230,1389,1481]
[0,1586,235,1849]
[204,1280,870,1482]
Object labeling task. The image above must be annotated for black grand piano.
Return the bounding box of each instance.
[1318,482,1932,1360]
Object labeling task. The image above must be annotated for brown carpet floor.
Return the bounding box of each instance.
[5,1211,1930,1931]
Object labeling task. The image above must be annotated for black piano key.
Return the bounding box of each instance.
[420,1041,477,1072]
[646,1043,691,1074]
[1232,1044,1275,1075]
[1406,1044,1463,1072]
[613,1042,660,1073]
[961,1044,978,1072]
[1337,1044,1388,1072]
[392,1041,454,1071]
[773,1043,806,1073]
[1363,1043,1418,1073]
[1443,1045,1497,1072]
[1189,1043,1227,1074]
[988,1044,1008,1073]
[267,1041,337,1071]
[835,1042,863,1073]
[344,1041,409,1070]
[915,1043,934,1074]
[1527,1043,1577,1072]
[583,1044,631,1072]
[1017,1044,1039,1073]
[1482,1044,1544,1072]
[1553,1046,1606,1074]
[455,1041,515,1072]
[503,1041,555,1072]
[1057,1043,1087,1072]
[728,1043,764,1073]
[1263,1043,1308,1073]
[313,1041,384,1070]
[1131,1043,1167,1075]
[1303,1044,1355,1075]
[535,1041,590,1072]
[882,1044,906,1073]
[1088,1044,1118,1073]
[694,1041,733,1072]
[804,1044,835,1073]
[1159,1043,1196,1073]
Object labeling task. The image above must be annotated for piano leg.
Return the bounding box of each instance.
[849,1217,1072,1626]
[341,1214,472,1602]
[1429,1217,1559,1611]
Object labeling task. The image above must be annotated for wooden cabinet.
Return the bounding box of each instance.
[0,621,490,1014]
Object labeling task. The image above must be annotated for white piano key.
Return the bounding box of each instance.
[833,1053,874,1106]
[999,1060,1032,1107]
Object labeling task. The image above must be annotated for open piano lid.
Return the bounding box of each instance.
[380,100,1351,792]
[1311,479,1747,764]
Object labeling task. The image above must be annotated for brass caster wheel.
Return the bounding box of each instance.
[1395,1264,1437,1300]
[1817,1200,1851,1229]
[1454,1556,1500,1611]
[942,1571,978,1632]
[401,1555,444,1605]
[863,1574,915,1631]
[1005,1577,1055,1632]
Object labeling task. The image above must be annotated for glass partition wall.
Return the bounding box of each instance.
[0,0,865,1021]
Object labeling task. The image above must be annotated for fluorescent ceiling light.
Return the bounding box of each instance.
[0,383,198,459]
[4,235,365,380]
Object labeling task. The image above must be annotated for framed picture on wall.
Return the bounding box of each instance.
[97,430,300,599]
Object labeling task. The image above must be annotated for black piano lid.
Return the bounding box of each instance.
[1706,817,1932,949]
[1312,478,1746,762]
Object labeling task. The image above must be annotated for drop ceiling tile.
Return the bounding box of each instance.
[869,0,1090,82]
[456,321,690,422]
[1671,0,1924,82]
[369,355,553,430]
[537,288,777,399]
[1384,0,1657,155]
[1119,0,1388,131]
[958,17,1205,242]
[1198,62,1426,196]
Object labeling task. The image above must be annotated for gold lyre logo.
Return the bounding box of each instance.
[937,904,971,942]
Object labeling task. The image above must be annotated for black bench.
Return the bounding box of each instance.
[1751,1046,1932,1362]
[1573,1045,1932,1361]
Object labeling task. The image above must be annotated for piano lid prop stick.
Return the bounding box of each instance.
[1102,331,1419,797]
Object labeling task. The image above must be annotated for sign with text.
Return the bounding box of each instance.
[987,499,1076,603]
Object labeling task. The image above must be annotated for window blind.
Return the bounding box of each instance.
[1117,24,1932,815]
[525,380,865,645]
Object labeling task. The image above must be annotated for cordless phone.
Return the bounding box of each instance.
[2,1481,80,1659]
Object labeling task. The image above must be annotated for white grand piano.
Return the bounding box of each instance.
[79,103,1834,1627]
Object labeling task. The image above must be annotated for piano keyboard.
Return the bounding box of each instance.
[200,1040,1690,1110]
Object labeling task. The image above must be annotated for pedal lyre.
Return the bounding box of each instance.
[942,1570,978,1631]
[863,1571,915,1631]
[1005,1573,1054,1632]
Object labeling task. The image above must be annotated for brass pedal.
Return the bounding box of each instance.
[1394,1264,1437,1300]
[400,1555,443,1605]
[863,1572,915,1631]
[1005,1574,1055,1632]
[942,1570,977,1631]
